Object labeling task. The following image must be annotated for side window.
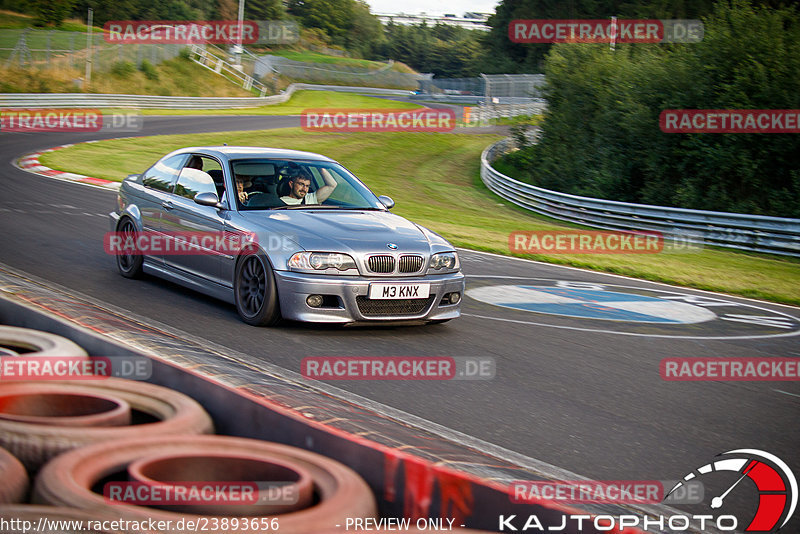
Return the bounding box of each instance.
[181,155,225,198]
[174,168,217,200]
[142,154,187,192]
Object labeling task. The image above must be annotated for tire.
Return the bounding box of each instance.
[0,388,131,427]
[0,379,213,472]
[34,435,377,534]
[116,217,143,279]
[0,446,27,504]
[235,253,281,326]
[0,326,87,357]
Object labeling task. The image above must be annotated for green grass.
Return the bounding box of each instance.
[265,50,385,69]
[0,55,255,96]
[128,90,423,115]
[263,50,418,74]
[38,129,800,306]
[0,10,88,31]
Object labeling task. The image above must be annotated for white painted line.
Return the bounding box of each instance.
[773,389,800,398]
[463,312,800,340]
[458,248,800,310]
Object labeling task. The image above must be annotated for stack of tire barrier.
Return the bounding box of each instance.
[0,327,381,534]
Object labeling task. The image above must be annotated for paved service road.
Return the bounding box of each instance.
[1,115,798,526]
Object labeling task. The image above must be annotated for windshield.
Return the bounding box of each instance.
[228,158,384,211]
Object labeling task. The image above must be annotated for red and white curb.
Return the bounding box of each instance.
[16,142,120,190]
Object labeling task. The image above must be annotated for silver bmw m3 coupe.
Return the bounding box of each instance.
[109,146,464,326]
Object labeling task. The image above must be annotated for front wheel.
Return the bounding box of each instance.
[116,218,143,279]
[234,254,281,326]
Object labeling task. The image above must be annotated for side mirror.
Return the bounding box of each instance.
[194,192,224,209]
[378,195,395,209]
[125,174,139,181]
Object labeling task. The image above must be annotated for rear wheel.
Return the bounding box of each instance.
[235,254,281,326]
[116,218,143,279]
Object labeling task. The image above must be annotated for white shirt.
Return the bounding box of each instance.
[280,191,318,205]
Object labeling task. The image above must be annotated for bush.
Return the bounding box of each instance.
[500,0,800,217]
[139,60,159,80]
[110,61,136,78]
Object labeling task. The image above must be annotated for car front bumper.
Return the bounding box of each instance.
[274,270,465,324]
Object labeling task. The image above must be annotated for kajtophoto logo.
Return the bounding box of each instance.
[666,449,798,532]
[498,449,796,532]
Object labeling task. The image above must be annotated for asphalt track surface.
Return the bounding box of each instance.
[1,114,799,528]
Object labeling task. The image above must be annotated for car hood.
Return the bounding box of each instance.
[237,209,450,255]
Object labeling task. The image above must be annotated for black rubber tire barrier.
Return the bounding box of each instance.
[34,435,377,534]
[0,327,87,357]
[0,379,213,472]
[0,390,131,427]
[0,446,27,504]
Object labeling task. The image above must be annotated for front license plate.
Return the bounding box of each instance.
[368,283,430,300]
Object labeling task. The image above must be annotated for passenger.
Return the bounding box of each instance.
[280,168,337,205]
[186,156,203,170]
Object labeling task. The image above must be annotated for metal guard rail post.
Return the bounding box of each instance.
[0,85,411,110]
[480,139,800,256]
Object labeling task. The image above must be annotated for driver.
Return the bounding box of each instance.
[236,174,254,204]
[280,167,337,205]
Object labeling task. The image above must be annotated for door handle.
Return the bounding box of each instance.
[161,201,174,210]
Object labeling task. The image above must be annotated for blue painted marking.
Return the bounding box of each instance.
[519,286,659,302]
[497,302,681,323]
[494,286,686,323]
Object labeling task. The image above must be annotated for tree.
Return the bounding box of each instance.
[499,0,800,217]
[33,0,75,26]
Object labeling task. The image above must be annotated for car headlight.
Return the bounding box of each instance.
[288,252,357,272]
[429,251,459,271]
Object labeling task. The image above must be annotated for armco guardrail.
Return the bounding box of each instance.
[482,139,800,256]
[0,84,411,109]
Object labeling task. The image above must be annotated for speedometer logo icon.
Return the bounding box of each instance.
[666,449,797,532]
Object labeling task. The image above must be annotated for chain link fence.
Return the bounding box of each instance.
[1,28,186,72]
[254,55,421,90]
[417,76,484,95]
